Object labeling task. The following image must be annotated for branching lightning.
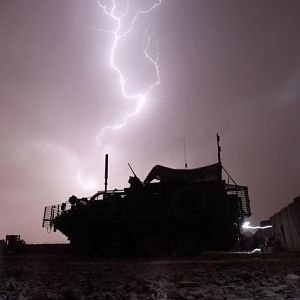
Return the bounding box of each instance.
[242,221,272,230]
[77,0,162,189]
[96,0,162,143]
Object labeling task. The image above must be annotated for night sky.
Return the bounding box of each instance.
[0,0,300,243]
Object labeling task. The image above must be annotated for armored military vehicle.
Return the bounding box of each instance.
[43,135,251,256]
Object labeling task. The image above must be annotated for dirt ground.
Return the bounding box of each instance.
[1,252,300,299]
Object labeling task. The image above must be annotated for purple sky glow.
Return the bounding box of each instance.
[0,0,300,243]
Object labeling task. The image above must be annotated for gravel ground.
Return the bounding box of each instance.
[1,252,300,299]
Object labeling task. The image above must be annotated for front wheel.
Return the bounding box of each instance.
[174,233,197,256]
[71,231,95,257]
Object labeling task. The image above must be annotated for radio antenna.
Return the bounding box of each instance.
[216,133,222,181]
[184,138,188,168]
[104,154,108,194]
[216,133,221,165]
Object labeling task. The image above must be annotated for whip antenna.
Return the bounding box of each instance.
[184,138,188,169]
[104,154,108,194]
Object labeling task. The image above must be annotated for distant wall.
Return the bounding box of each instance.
[270,196,300,251]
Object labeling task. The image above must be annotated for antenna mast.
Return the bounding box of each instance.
[216,134,222,181]
[184,138,188,168]
[104,154,108,194]
[216,133,221,165]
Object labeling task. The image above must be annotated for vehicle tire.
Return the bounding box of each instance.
[71,231,95,257]
[175,233,197,256]
[107,234,130,257]
[142,234,163,257]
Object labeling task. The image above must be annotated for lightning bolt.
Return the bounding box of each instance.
[95,0,162,144]
[76,0,162,189]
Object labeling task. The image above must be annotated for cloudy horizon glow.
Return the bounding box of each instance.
[0,0,299,243]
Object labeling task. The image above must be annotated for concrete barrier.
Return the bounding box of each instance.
[268,195,300,251]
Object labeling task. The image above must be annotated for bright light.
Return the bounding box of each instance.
[95,0,162,145]
[242,221,272,230]
[77,171,96,190]
[249,248,262,254]
[77,0,162,188]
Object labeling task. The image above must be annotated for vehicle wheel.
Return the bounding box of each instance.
[107,234,130,257]
[175,233,197,256]
[71,231,95,257]
[219,226,238,250]
[94,235,106,257]
[142,234,162,257]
